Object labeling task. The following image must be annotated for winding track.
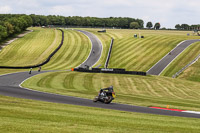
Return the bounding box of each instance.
[147,39,200,75]
[77,30,102,68]
[0,31,200,119]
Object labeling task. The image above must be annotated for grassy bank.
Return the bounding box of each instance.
[42,29,91,70]
[84,29,200,72]
[0,27,61,67]
[178,57,200,82]
[1,95,200,133]
[22,71,200,111]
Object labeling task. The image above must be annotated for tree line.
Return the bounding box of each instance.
[0,14,33,42]
[0,14,145,43]
[175,24,200,30]
[30,14,144,29]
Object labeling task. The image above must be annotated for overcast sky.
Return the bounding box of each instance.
[0,0,200,28]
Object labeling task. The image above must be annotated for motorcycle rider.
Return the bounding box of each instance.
[99,86,113,97]
[94,85,115,103]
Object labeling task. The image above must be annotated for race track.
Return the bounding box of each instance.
[0,31,200,119]
[147,39,200,75]
[77,30,102,68]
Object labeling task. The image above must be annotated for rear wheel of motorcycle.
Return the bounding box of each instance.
[93,97,98,102]
[104,96,112,104]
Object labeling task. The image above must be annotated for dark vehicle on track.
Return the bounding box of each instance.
[93,86,115,104]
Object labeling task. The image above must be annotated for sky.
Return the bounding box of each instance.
[0,0,200,28]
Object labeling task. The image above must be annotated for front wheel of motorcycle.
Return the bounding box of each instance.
[104,96,112,104]
[93,97,98,102]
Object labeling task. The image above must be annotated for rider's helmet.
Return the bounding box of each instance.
[109,85,113,91]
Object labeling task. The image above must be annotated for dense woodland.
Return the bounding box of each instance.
[0,14,32,42]
[30,14,144,28]
[0,14,144,43]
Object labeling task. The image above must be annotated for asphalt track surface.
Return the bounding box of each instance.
[77,30,102,68]
[147,39,200,75]
[0,31,200,119]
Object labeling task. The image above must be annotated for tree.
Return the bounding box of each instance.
[30,14,40,26]
[0,25,7,41]
[146,22,153,29]
[181,24,189,30]
[4,22,14,36]
[136,19,144,28]
[191,24,200,30]
[175,24,181,30]
[154,23,161,30]
[118,18,128,28]
[9,18,21,33]
[130,22,140,29]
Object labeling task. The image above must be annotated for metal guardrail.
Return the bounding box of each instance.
[104,38,114,68]
[172,54,200,78]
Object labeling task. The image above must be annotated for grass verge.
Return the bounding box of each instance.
[1,95,200,133]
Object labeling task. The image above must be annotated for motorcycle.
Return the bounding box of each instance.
[93,88,116,104]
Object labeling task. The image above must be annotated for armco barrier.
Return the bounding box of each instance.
[172,54,200,78]
[104,38,114,68]
[74,68,146,76]
[0,29,64,69]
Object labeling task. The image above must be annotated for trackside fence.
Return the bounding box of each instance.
[74,68,146,76]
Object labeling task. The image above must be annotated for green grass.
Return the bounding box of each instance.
[0,27,61,66]
[161,41,200,78]
[42,29,91,70]
[83,29,200,71]
[0,28,91,74]
[1,95,200,133]
[22,71,200,111]
[178,56,200,82]
[1,28,200,132]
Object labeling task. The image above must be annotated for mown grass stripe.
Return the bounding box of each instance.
[156,81,181,99]
[110,36,160,62]
[54,30,78,69]
[0,28,56,66]
[42,29,91,70]
[126,38,171,71]
[42,30,72,69]
[168,82,193,99]
[110,37,161,69]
